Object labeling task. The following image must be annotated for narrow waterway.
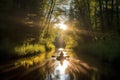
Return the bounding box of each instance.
[45,48,98,80]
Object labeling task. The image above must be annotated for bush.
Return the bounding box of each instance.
[46,43,55,51]
[15,43,46,56]
[76,39,120,61]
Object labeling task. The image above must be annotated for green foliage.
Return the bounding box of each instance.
[39,23,56,51]
[76,39,120,61]
[0,0,54,57]
[15,43,46,56]
[46,42,55,51]
[65,35,78,49]
[72,0,120,32]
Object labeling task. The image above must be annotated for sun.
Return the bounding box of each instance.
[54,23,67,30]
[59,23,67,30]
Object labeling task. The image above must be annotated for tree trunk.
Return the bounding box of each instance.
[86,0,91,28]
[111,0,114,26]
[98,0,104,31]
[116,0,119,27]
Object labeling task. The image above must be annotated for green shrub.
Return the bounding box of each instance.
[46,43,55,51]
[15,43,46,56]
[76,39,120,60]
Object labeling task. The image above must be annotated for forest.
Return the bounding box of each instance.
[0,0,120,80]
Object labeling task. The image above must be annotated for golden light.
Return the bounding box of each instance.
[58,60,69,74]
[59,23,67,30]
[54,23,67,30]
[58,48,64,51]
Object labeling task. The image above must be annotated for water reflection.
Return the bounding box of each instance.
[0,48,97,80]
[51,60,70,80]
